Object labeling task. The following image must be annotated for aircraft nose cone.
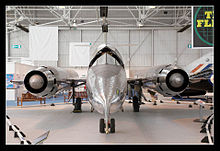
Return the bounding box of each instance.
[169,73,184,88]
[29,74,44,89]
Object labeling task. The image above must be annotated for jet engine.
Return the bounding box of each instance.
[143,64,189,97]
[23,66,78,97]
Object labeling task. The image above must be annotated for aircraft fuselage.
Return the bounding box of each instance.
[86,44,127,133]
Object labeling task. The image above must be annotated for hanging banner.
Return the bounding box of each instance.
[192,6,214,49]
[69,42,90,67]
[29,26,58,61]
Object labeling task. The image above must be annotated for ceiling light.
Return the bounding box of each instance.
[73,23,77,27]
[145,6,156,9]
[57,6,65,9]
[149,6,156,9]
[137,21,144,27]
[72,20,77,27]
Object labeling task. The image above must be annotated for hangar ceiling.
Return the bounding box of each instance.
[6,6,191,32]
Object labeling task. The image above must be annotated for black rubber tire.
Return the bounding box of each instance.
[133,102,139,112]
[99,118,105,133]
[110,118,115,133]
[75,98,82,110]
[134,106,139,112]
[133,96,140,112]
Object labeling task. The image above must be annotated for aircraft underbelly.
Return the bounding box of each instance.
[86,64,127,114]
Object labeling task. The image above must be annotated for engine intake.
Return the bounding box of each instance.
[144,65,189,97]
[24,67,57,97]
[24,70,48,94]
[166,69,189,92]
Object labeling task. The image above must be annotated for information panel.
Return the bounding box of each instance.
[192,6,214,48]
[6,74,14,88]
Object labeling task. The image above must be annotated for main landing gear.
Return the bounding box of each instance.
[99,118,115,134]
[132,96,140,112]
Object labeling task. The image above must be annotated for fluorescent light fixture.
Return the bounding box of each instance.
[73,23,77,27]
[149,6,156,8]
[57,6,65,9]
[72,20,77,27]
[145,6,156,9]
[137,21,144,27]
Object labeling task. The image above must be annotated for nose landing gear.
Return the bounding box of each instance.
[99,118,115,134]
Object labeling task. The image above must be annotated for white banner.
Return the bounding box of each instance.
[29,26,58,61]
[69,43,90,66]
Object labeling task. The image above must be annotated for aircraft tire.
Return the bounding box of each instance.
[99,118,105,133]
[133,105,139,112]
[132,96,140,112]
[110,118,115,133]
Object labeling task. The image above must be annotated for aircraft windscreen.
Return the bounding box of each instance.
[89,44,124,68]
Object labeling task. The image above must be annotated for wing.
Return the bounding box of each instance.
[64,78,86,85]
[50,78,87,95]
[127,77,152,84]
[10,80,24,85]
[127,64,190,97]
[188,68,213,92]
[189,68,213,83]
[10,66,87,98]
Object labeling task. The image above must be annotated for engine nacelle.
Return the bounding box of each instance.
[24,66,78,97]
[143,64,189,97]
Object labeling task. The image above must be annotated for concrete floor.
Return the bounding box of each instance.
[6,100,213,145]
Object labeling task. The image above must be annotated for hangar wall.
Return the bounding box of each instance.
[8,28,213,77]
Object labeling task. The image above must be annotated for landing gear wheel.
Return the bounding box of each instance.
[91,106,94,112]
[132,96,140,112]
[133,104,139,112]
[133,99,139,112]
[110,118,115,133]
[99,118,105,133]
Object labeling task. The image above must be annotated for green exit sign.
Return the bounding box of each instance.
[11,45,21,48]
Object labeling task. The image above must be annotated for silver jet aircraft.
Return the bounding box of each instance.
[11,43,190,134]
[10,6,190,134]
[86,44,127,133]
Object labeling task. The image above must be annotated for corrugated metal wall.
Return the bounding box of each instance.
[58,30,81,67]
[8,29,213,70]
[9,31,29,57]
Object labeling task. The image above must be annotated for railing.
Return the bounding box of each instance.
[6,115,31,144]
[6,115,50,145]
[7,57,34,66]
[200,113,214,144]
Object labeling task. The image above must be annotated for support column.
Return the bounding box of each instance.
[80,29,82,42]
[6,32,10,62]
[72,86,75,106]
[151,29,154,66]
[128,29,131,77]
[176,31,179,65]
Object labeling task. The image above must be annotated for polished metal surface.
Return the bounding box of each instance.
[169,73,184,88]
[29,74,44,89]
[143,64,189,96]
[86,44,127,133]
[86,64,127,114]
[20,43,190,134]
[24,66,79,97]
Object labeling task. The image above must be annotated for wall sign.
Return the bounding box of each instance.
[192,6,214,48]
[11,45,21,48]
[6,74,15,88]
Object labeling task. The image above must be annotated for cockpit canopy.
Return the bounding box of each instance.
[89,44,124,68]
